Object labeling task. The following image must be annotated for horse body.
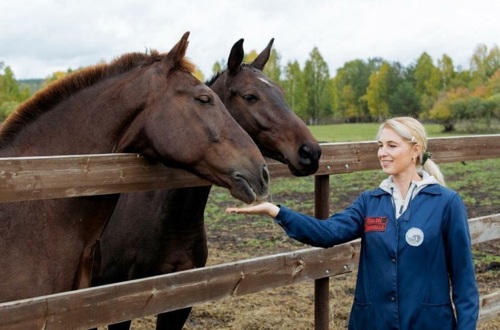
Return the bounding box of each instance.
[0,32,269,303]
[94,39,321,329]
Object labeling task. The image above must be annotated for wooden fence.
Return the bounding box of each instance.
[0,135,499,329]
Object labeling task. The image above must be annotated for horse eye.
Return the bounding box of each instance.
[196,95,211,104]
[242,94,258,103]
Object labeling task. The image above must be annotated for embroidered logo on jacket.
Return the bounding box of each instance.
[364,217,387,232]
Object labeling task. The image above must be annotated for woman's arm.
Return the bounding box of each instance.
[444,193,479,329]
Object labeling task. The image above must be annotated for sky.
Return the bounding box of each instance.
[1,0,499,80]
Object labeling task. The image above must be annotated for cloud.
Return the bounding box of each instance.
[1,0,498,79]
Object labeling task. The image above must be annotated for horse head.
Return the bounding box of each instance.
[209,38,321,177]
[113,32,269,203]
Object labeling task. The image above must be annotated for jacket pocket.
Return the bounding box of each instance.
[413,302,455,330]
[348,300,372,330]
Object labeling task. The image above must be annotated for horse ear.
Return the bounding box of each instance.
[251,38,274,71]
[164,31,190,71]
[228,38,244,76]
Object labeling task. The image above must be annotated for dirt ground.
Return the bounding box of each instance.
[124,223,500,329]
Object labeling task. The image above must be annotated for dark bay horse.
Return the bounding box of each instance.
[0,32,269,303]
[93,39,321,329]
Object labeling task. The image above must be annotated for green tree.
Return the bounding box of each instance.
[414,52,441,115]
[0,65,31,121]
[384,61,419,116]
[364,62,390,121]
[469,44,500,88]
[1,66,22,102]
[282,60,308,120]
[303,47,332,123]
[485,45,500,78]
[486,69,500,95]
[428,87,469,132]
[389,82,420,116]
[333,59,373,122]
[438,54,455,90]
[0,101,19,122]
[470,44,489,87]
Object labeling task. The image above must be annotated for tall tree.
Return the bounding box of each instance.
[389,82,420,116]
[0,65,30,121]
[414,52,441,115]
[282,60,308,119]
[438,54,455,90]
[470,44,489,87]
[470,44,500,86]
[0,66,22,102]
[384,61,419,116]
[486,69,500,95]
[364,62,390,121]
[303,47,331,123]
[333,59,373,122]
[485,45,500,78]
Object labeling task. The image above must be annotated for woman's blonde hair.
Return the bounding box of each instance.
[376,116,445,186]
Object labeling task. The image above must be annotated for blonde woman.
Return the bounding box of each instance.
[226,117,479,329]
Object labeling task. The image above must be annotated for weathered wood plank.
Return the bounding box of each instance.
[469,214,500,245]
[1,135,499,202]
[0,243,360,329]
[313,134,500,175]
[0,154,212,203]
[480,291,500,321]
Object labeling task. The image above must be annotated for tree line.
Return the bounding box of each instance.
[1,43,499,131]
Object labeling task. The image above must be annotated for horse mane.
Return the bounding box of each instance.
[205,71,222,87]
[0,50,195,143]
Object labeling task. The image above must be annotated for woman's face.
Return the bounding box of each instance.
[377,128,419,176]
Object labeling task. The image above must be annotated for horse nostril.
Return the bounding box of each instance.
[262,164,270,184]
[298,145,313,165]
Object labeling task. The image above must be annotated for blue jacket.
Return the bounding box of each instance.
[275,184,479,329]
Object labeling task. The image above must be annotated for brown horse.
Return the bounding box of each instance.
[92,39,321,329]
[0,32,269,304]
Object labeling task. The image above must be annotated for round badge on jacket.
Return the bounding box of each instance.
[405,227,424,247]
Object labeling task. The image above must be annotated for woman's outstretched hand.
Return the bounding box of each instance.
[225,202,280,218]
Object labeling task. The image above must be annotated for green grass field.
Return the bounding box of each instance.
[309,122,456,142]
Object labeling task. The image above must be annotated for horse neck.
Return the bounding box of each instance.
[1,73,147,156]
[160,185,213,227]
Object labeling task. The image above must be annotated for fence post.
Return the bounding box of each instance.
[314,175,330,330]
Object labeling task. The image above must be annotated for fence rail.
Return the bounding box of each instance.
[0,135,499,329]
[2,135,499,203]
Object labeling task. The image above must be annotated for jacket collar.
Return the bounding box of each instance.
[372,170,441,196]
[372,183,442,197]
